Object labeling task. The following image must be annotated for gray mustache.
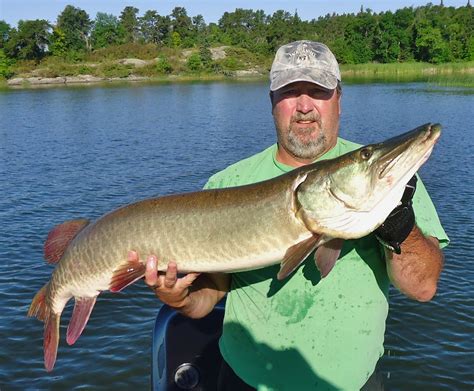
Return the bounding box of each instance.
[292,113,320,123]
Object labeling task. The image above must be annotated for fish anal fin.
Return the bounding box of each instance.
[66,296,97,345]
[315,238,344,278]
[277,234,320,280]
[44,313,60,372]
[44,219,90,264]
[109,257,146,293]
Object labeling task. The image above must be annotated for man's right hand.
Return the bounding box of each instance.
[141,252,201,309]
[128,251,230,319]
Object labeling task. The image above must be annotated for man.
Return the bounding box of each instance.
[141,41,448,390]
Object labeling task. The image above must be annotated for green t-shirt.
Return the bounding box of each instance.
[204,139,449,391]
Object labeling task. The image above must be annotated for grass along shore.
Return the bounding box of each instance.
[340,61,474,86]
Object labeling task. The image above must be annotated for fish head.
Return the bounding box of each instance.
[296,123,441,238]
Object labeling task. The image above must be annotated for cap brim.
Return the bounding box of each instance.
[270,67,338,91]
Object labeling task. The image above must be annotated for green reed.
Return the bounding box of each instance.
[340,62,474,87]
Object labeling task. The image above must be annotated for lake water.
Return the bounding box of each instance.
[0,81,473,390]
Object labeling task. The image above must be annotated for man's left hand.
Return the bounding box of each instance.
[375,175,417,254]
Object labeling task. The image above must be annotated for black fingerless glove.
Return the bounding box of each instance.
[375,175,417,254]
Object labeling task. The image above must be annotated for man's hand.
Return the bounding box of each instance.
[375,175,417,254]
[140,252,201,310]
[127,251,200,309]
[375,175,444,301]
[129,251,230,318]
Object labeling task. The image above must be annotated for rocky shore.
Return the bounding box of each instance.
[6,74,150,87]
[5,47,265,88]
[6,69,263,87]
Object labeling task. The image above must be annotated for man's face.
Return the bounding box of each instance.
[271,81,341,163]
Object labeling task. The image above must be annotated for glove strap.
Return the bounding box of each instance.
[376,235,402,254]
[375,204,415,255]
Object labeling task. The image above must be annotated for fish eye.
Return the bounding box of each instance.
[360,148,372,160]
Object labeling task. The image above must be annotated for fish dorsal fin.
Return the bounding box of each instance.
[277,234,320,280]
[66,296,97,346]
[314,238,344,278]
[44,219,90,264]
[109,254,146,292]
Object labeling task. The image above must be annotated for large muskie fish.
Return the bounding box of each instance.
[29,123,441,371]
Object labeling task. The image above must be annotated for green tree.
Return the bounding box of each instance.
[0,20,11,48]
[192,14,211,46]
[312,14,351,62]
[218,8,265,49]
[171,31,181,48]
[56,5,92,52]
[207,22,228,45]
[414,21,450,63]
[468,36,474,60]
[192,14,206,34]
[119,6,140,43]
[170,7,194,46]
[0,48,14,78]
[140,11,170,44]
[4,19,51,60]
[199,41,213,70]
[393,7,416,61]
[344,10,377,63]
[91,12,125,49]
[373,11,401,62]
[445,22,464,60]
[49,27,68,57]
[452,5,474,60]
[266,10,307,53]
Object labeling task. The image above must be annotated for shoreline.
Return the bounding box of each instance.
[3,63,473,89]
[4,71,266,88]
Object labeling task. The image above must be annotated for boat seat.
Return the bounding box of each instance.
[152,299,225,390]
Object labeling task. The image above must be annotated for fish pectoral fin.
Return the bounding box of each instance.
[277,234,320,280]
[66,296,97,346]
[314,238,344,278]
[44,219,90,264]
[109,257,146,293]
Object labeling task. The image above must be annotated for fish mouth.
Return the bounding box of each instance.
[377,123,441,180]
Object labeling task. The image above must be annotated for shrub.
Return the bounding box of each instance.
[186,53,202,72]
[95,62,132,78]
[0,49,14,78]
[86,43,159,61]
[156,55,173,74]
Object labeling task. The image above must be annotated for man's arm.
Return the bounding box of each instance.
[385,225,444,302]
[141,253,230,319]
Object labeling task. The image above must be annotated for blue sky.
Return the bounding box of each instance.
[0,0,469,26]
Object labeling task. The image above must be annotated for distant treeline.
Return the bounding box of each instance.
[0,2,473,69]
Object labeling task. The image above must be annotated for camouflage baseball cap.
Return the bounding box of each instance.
[270,41,341,91]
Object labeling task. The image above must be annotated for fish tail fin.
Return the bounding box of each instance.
[66,295,97,345]
[44,313,60,372]
[28,283,61,372]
